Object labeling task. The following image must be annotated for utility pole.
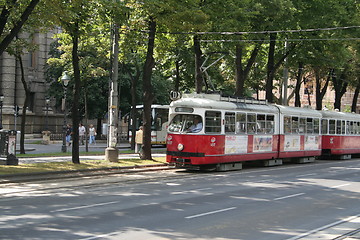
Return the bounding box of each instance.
[105,23,119,162]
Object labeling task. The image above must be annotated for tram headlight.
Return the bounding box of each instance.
[177,143,184,151]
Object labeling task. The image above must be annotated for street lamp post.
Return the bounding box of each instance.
[45,98,50,131]
[0,95,4,130]
[61,72,70,153]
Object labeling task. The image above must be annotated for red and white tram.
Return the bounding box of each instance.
[166,93,322,171]
[321,110,360,159]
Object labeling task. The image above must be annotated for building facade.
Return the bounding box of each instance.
[0,32,65,135]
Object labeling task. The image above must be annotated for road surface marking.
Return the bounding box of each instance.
[185,207,236,219]
[296,173,317,177]
[331,183,351,188]
[273,193,305,201]
[286,214,360,240]
[51,201,119,213]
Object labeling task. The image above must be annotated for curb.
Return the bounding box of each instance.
[0,163,174,184]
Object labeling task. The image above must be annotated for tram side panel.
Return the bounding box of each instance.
[166,133,280,166]
[278,134,322,158]
[322,135,360,155]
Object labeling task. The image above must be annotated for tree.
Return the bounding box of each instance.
[6,37,37,154]
[0,0,40,56]
[46,0,101,164]
[141,17,156,160]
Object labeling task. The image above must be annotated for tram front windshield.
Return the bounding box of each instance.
[168,114,203,133]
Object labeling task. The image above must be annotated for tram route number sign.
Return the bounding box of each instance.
[170,91,182,101]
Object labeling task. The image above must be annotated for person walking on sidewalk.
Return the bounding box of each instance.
[79,123,86,145]
[66,124,73,146]
[88,124,97,145]
[135,126,144,157]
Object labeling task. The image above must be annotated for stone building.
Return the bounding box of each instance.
[0,32,65,135]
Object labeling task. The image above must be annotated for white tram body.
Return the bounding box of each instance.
[321,110,360,158]
[128,104,169,145]
[166,93,327,170]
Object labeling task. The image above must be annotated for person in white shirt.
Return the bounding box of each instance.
[79,123,86,145]
[88,124,97,144]
[188,117,203,133]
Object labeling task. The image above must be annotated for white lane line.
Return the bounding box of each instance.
[296,173,317,177]
[185,207,236,219]
[273,193,305,201]
[80,232,120,240]
[331,183,351,188]
[51,201,120,213]
[286,214,360,240]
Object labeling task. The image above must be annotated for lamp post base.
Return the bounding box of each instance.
[61,145,67,153]
[105,147,118,162]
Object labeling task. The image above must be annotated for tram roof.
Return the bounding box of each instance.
[275,104,322,118]
[171,93,324,117]
[321,110,360,121]
[135,104,169,109]
[171,93,278,113]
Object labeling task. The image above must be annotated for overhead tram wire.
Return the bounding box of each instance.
[149,25,360,35]
[200,38,360,42]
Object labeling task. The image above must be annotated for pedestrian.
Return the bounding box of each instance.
[79,123,86,145]
[187,116,203,133]
[135,126,143,157]
[88,124,97,145]
[66,124,72,146]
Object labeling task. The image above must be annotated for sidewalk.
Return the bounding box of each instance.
[18,139,131,155]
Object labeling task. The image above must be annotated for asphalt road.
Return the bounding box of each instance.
[1,159,360,240]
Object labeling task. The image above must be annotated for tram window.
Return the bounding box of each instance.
[321,119,328,134]
[168,114,202,133]
[247,113,256,134]
[205,111,221,133]
[355,122,358,134]
[257,114,266,134]
[357,122,360,134]
[348,121,353,134]
[284,116,291,134]
[329,119,336,134]
[236,113,246,134]
[299,118,306,134]
[306,118,314,134]
[266,115,274,134]
[314,118,320,134]
[336,120,341,135]
[225,112,236,133]
[342,120,346,134]
[175,107,193,113]
[154,108,169,131]
[292,117,299,134]
[353,122,356,134]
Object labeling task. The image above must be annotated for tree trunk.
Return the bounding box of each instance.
[294,62,304,107]
[333,69,348,111]
[351,80,360,113]
[266,33,276,103]
[141,17,156,160]
[315,68,331,110]
[174,59,180,92]
[17,55,30,154]
[194,35,203,93]
[235,44,244,97]
[71,22,81,164]
[235,42,261,97]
